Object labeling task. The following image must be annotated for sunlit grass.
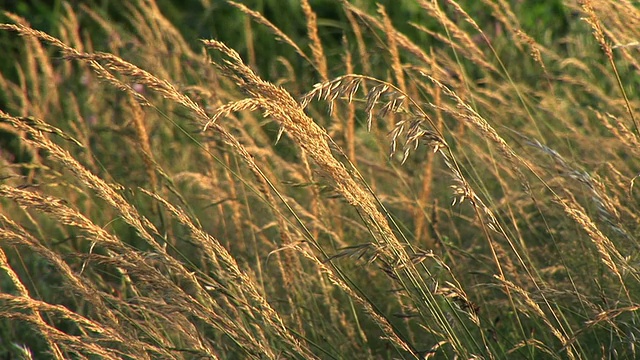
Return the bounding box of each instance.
[1,1,639,358]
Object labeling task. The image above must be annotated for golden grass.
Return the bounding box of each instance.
[1,0,640,358]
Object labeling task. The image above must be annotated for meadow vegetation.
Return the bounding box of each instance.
[0,0,639,358]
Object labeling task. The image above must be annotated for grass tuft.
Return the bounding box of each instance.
[1,1,640,358]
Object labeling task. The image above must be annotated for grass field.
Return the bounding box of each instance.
[1,0,639,358]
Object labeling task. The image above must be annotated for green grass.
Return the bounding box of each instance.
[1,0,640,359]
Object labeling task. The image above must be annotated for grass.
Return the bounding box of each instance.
[1,0,639,358]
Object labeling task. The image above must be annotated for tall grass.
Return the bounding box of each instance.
[1,0,639,358]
